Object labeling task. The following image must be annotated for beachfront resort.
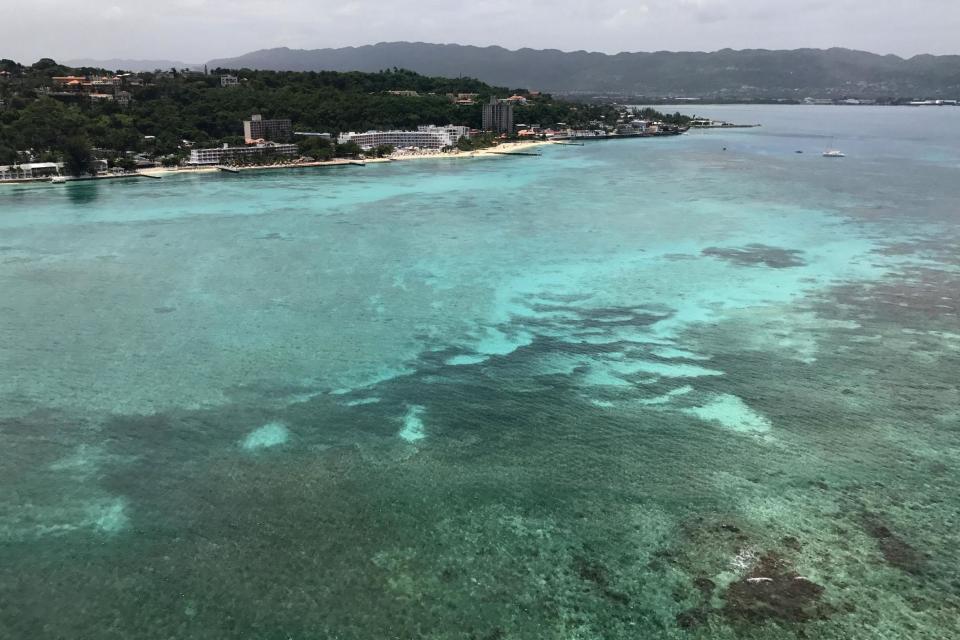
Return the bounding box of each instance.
[0,62,697,183]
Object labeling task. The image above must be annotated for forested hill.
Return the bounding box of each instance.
[0,61,619,164]
[208,43,960,99]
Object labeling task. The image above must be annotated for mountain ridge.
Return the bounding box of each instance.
[205,42,960,98]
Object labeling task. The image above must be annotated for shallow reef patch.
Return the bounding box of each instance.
[682,393,772,433]
[702,243,807,268]
[241,422,290,450]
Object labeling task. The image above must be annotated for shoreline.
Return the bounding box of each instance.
[0,140,558,186]
[388,140,554,161]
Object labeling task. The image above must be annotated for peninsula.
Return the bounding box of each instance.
[0,59,692,182]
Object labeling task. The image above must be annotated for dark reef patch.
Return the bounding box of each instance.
[574,555,609,587]
[702,243,806,268]
[693,576,716,597]
[722,552,830,623]
[675,606,710,629]
[256,232,293,241]
[861,513,925,574]
[573,555,631,605]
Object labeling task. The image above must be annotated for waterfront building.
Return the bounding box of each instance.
[188,142,298,165]
[482,98,514,133]
[0,162,61,180]
[337,126,466,150]
[418,124,470,142]
[243,114,293,143]
[220,75,239,87]
[615,120,649,134]
[0,160,114,180]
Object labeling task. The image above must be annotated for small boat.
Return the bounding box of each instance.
[822,150,845,158]
[50,176,67,183]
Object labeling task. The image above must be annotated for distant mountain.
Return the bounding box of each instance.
[207,43,960,99]
[65,58,203,72]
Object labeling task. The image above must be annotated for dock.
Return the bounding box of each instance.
[488,151,542,157]
[136,172,163,179]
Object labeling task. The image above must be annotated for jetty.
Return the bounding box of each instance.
[488,151,542,157]
[689,119,761,129]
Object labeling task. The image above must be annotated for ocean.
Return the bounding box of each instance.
[1,105,958,638]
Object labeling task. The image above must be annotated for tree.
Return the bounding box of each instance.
[62,135,94,176]
[297,135,333,159]
[113,157,137,172]
[31,58,60,71]
[0,144,16,164]
[368,144,395,158]
[335,141,361,158]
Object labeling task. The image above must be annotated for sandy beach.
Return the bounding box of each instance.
[1,140,558,185]
[389,139,554,161]
[137,140,556,176]
[137,157,370,177]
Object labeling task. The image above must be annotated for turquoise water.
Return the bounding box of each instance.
[1,105,959,638]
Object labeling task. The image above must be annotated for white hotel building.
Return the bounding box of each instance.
[337,125,469,150]
[188,142,299,165]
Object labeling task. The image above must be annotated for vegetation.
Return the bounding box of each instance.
[631,107,691,127]
[456,133,498,151]
[295,136,336,161]
[0,60,628,166]
[62,135,94,176]
[366,144,395,158]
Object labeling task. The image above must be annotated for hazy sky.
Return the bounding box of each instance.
[2,0,958,63]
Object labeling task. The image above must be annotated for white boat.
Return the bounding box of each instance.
[822,150,845,158]
[49,176,68,183]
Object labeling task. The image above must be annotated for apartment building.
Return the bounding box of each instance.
[482,98,515,133]
[188,142,298,165]
[243,114,293,142]
[337,125,467,150]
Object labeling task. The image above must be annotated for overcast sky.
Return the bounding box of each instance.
[2,0,958,64]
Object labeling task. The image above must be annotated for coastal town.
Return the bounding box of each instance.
[0,61,693,183]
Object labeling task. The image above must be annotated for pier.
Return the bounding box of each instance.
[488,151,542,157]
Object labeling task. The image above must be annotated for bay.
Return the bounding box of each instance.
[1,105,958,639]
